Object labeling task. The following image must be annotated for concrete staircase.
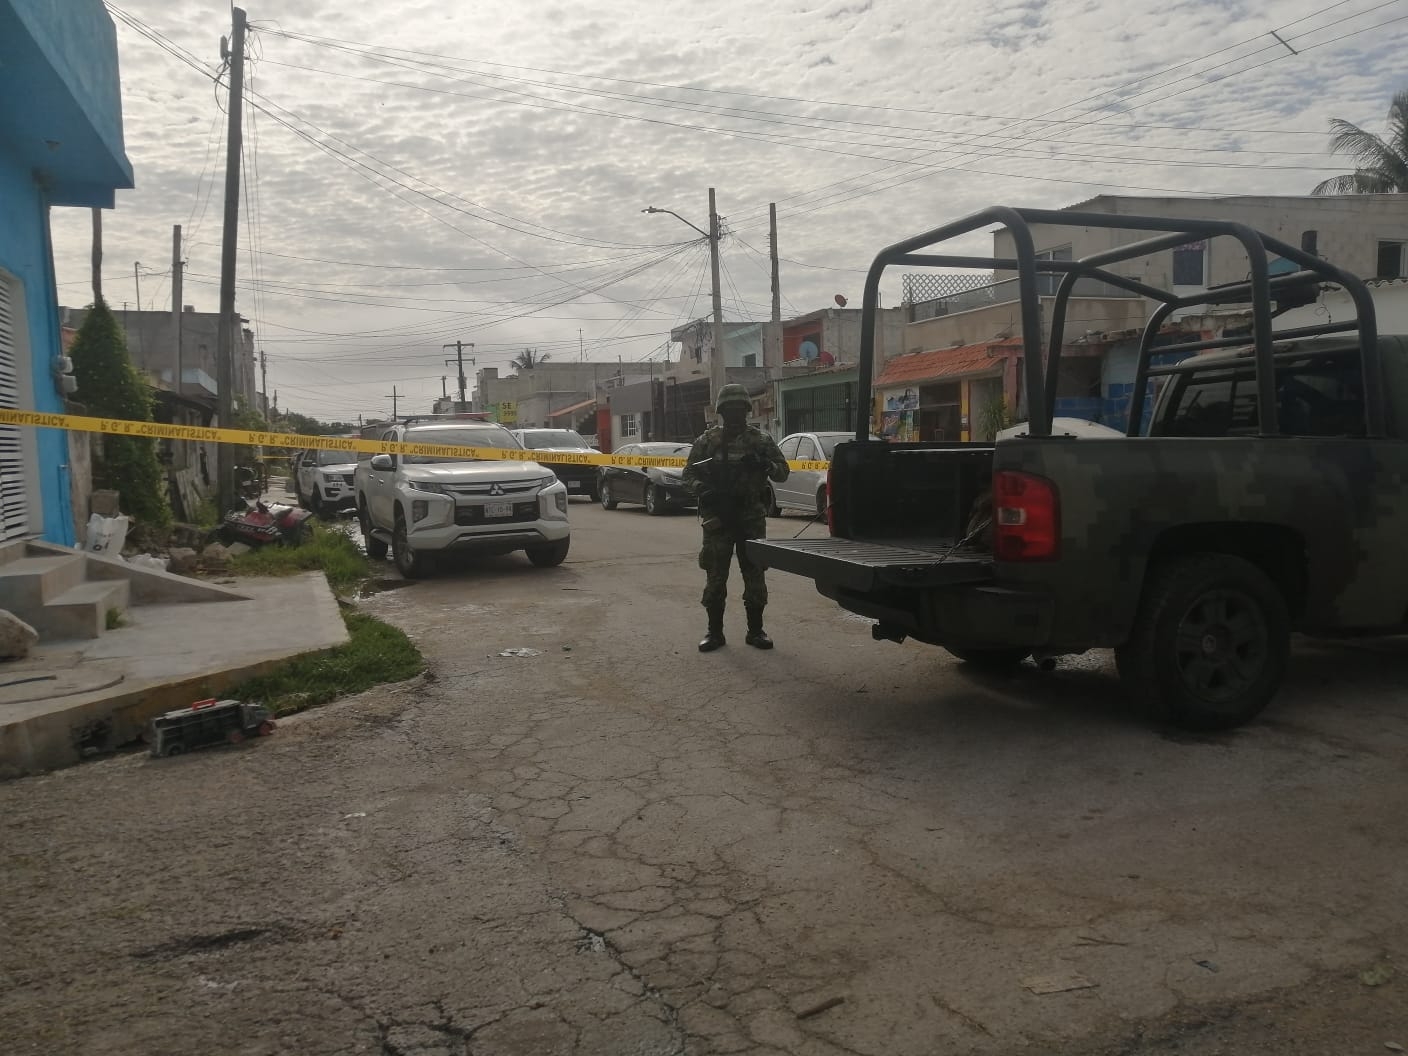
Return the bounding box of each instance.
[0,549,129,640]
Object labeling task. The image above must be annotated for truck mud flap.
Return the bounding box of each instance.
[747,538,992,593]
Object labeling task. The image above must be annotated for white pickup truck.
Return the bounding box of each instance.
[354,418,571,578]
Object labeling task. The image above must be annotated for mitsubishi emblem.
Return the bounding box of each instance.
[489,483,505,496]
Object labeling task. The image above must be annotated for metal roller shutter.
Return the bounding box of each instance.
[0,276,31,540]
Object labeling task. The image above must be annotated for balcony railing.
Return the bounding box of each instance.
[910,275,1140,322]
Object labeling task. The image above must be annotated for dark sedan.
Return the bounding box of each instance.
[512,428,600,500]
[598,442,695,516]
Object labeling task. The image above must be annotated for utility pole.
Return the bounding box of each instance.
[708,188,725,412]
[171,225,183,396]
[769,203,781,324]
[91,209,102,302]
[387,386,400,420]
[441,376,448,399]
[579,328,584,362]
[215,6,248,512]
[259,348,268,413]
[443,341,473,404]
[133,261,142,314]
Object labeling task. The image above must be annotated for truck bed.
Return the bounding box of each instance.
[749,537,992,592]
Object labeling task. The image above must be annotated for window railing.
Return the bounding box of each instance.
[910,275,1140,322]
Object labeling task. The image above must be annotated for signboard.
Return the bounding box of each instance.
[497,400,517,425]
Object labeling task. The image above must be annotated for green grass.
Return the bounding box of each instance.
[228,524,368,594]
[105,608,124,630]
[229,610,424,717]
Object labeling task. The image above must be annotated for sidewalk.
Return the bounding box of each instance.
[0,571,347,779]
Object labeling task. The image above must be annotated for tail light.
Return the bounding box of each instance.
[825,467,835,534]
[992,470,1059,561]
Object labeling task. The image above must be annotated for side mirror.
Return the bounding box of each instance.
[370,454,394,471]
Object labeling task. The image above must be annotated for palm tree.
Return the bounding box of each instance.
[512,348,550,372]
[1312,90,1408,195]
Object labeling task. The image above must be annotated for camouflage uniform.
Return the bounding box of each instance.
[683,385,789,650]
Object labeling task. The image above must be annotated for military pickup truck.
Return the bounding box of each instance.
[750,207,1403,731]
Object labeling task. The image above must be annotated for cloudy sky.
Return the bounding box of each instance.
[51,0,1408,422]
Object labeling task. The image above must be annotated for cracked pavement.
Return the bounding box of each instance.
[2,502,1406,1055]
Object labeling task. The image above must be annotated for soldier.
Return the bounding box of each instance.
[682,384,790,652]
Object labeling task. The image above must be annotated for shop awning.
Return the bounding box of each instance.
[549,398,596,418]
[873,342,1006,388]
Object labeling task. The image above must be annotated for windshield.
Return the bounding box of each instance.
[403,427,522,464]
[640,444,691,456]
[521,430,587,449]
[314,448,354,466]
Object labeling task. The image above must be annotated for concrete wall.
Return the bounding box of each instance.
[904,296,1147,354]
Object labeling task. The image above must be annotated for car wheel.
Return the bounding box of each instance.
[816,487,828,521]
[1115,553,1289,731]
[360,500,389,559]
[945,646,1030,671]
[392,510,430,578]
[527,537,571,567]
[644,484,665,516]
[600,481,618,510]
[768,486,782,518]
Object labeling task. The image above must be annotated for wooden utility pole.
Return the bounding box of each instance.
[443,341,473,403]
[215,6,248,512]
[171,224,183,396]
[769,203,781,324]
[707,188,725,412]
[133,261,142,314]
[260,348,268,412]
[387,386,400,420]
[90,209,103,302]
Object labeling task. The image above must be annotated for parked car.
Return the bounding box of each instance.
[598,442,695,515]
[511,428,600,500]
[294,447,359,515]
[770,431,884,518]
[354,418,570,578]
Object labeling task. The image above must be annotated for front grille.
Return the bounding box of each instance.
[446,479,541,495]
[454,500,540,526]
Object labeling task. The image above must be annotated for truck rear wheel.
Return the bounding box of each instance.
[1116,553,1289,731]
[945,646,1030,671]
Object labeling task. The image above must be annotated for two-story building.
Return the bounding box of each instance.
[894,194,1408,438]
[0,0,134,545]
[771,306,905,437]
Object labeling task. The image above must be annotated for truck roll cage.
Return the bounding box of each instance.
[856,207,1381,441]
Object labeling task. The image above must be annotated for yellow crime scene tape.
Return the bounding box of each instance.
[0,408,834,473]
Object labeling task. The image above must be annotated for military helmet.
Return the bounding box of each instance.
[715,383,751,412]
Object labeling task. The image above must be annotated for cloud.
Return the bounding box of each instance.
[46,0,1408,419]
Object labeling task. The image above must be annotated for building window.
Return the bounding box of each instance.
[619,413,638,436]
[742,353,757,368]
[1376,240,1406,279]
[1172,241,1207,287]
[1036,245,1073,295]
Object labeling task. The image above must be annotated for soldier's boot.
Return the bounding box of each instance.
[698,603,726,652]
[744,605,774,650]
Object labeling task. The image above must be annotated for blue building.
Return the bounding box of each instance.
[0,0,133,545]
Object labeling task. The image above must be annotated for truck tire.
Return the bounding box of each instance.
[527,537,571,567]
[1115,553,1289,731]
[392,509,431,579]
[359,499,389,560]
[945,646,1030,671]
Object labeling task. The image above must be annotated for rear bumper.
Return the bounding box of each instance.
[750,536,1054,648]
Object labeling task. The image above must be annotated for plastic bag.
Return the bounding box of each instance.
[86,514,130,555]
[127,554,169,572]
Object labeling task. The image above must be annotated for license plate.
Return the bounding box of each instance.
[567,481,581,491]
[485,502,513,519]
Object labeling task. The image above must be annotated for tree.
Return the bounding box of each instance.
[68,299,171,527]
[512,347,550,372]
[1312,90,1408,195]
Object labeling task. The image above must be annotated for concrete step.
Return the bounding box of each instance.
[25,580,131,641]
[0,554,88,611]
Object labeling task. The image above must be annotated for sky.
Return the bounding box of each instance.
[49,0,1408,423]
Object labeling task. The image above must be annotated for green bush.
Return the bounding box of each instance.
[69,300,171,528]
[228,523,368,594]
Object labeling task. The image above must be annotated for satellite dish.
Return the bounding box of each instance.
[834,294,848,307]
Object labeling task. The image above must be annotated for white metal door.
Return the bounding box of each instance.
[0,276,31,540]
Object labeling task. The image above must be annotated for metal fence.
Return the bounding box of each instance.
[902,272,993,306]
[909,275,1140,322]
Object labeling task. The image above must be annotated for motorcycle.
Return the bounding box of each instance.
[218,499,314,548]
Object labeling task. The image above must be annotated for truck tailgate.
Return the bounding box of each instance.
[748,538,992,592]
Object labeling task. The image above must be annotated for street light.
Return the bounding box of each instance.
[643,189,726,412]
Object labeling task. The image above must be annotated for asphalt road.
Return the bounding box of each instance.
[2,499,1406,1055]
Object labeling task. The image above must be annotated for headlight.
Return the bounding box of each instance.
[554,492,568,514]
[537,475,558,488]
[406,480,446,494]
